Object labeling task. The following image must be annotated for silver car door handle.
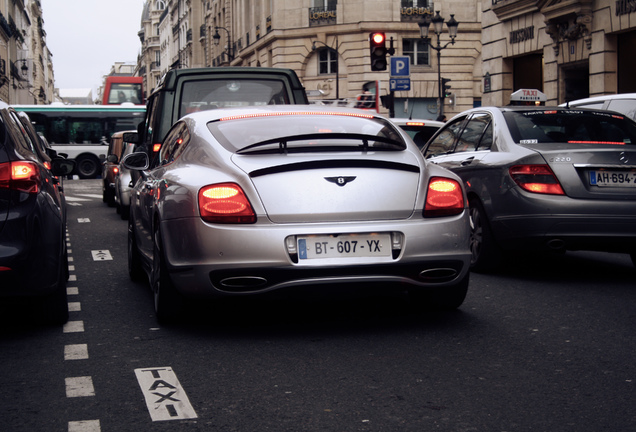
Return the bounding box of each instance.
[461,157,475,166]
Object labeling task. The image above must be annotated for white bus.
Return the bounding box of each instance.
[13,104,146,178]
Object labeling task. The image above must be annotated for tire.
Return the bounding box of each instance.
[468,197,502,272]
[120,204,130,220]
[76,155,100,179]
[103,181,115,206]
[127,216,145,282]
[40,264,69,325]
[409,272,470,311]
[151,227,184,323]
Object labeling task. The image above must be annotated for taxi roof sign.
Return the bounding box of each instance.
[510,89,547,102]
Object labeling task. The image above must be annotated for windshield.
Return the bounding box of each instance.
[503,110,636,145]
[180,79,290,118]
[208,112,405,153]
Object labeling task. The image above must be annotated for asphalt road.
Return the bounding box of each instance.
[1,179,635,432]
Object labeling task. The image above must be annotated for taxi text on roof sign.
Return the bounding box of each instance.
[510,89,547,102]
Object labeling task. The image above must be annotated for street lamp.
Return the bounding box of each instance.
[419,11,459,117]
[12,59,29,79]
[212,26,234,62]
[312,38,340,100]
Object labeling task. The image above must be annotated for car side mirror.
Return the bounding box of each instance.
[121,151,149,170]
[51,158,75,176]
[107,153,119,163]
[123,132,139,144]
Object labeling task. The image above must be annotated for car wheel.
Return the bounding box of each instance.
[40,264,69,325]
[76,155,100,179]
[468,197,501,272]
[127,217,145,282]
[120,204,130,220]
[409,272,469,311]
[151,227,184,323]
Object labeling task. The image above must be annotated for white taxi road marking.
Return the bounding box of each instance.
[66,376,95,397]
[135,367,198,421]
[91,250,113,261]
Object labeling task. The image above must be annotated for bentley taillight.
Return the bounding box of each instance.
[509,165,565,195]
[198,183,256,223]
[424,177,464,217]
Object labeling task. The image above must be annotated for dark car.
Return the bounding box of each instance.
[422,106,636,271]
[1,102,75,324]
[137,67,308,163]
[102,130,137,206]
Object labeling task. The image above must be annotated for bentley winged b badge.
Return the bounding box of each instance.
[325,176,357,187]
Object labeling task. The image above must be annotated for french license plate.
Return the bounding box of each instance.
[590,170,636,187]
[298,233,391,260]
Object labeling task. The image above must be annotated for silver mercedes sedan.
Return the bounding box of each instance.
[422,106,636,272]
[122,105,471,321]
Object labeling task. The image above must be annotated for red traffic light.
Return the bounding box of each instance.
[371,32,385,44]
[369,32,387,71]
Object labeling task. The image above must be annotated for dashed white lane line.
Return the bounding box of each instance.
[68,420,101,432]
[64,344,89,361]
[68,302,81,312]
[67,287,79,295]
[135,367,198,421]
[63,320,84,333]
[65,376,95,398]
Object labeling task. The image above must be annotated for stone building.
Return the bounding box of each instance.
[137,0,484,119]
[482,0,636,106]
[0,0,53,105]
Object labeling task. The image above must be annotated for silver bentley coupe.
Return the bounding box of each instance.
[122,105,471,321]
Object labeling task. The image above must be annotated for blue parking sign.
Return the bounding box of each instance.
[390,57,410,77]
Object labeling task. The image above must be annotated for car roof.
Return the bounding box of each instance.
[559,93,636,107]
[181,104,390,123]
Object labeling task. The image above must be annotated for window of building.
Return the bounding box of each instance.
[403,38,430,66]
[402,0,430,6]
[312,0,337,8]
[155,0,166,10]
[318,48,338,75]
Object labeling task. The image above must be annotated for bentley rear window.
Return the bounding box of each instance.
[208,112,406,153]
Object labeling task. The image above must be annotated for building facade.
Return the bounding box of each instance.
[482,0,636,106]
[136,0,484,119]
[0,0,53,105]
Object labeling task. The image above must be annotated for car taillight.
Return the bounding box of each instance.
[198,183,256,224]
[424,177,464,217]
[509,165,565,195]
[0,161,40,194]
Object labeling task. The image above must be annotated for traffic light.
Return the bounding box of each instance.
[442,78,452,98]
[369,32,387,71]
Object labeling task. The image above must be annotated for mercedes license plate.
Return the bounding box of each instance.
[590,170,636,187]
[298,233,391,260]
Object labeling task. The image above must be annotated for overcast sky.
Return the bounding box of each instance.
[41,0,146,91]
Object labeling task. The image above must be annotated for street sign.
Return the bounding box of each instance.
[390,78,410,91]
[390,56,410,77]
